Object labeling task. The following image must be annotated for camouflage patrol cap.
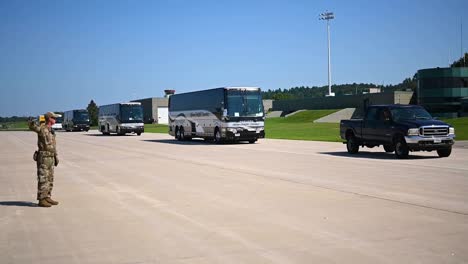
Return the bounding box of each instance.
[44,112,61,120]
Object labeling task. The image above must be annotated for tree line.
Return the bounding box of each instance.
[0,100,99,126]
[262,77,417,100]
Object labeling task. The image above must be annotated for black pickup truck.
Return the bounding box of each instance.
[340,105,455,158]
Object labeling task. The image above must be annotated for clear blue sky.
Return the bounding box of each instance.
[1,0,467,116]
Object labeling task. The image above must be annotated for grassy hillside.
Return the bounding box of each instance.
[265,110,342,142]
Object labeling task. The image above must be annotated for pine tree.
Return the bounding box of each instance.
[87,100,99,126]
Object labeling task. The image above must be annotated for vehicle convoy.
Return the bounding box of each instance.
[169,87,265,143]
[340,105,455,158]
[99,102,144,136]
[63,109,90,132]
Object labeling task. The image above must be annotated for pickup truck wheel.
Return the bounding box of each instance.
[346,135,359,154]
[394,137,409,159]
[437,147,452,158]
[383,145,394,153]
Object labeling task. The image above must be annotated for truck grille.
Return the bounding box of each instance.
[420,126,448,137]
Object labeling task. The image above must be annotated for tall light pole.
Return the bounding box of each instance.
[320,11,335,96]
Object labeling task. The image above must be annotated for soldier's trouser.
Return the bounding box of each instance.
[36,154,55,200]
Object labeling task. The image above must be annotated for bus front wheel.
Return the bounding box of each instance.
[214,128,223,144]
[179,127,185,140]
[176,127,181,140]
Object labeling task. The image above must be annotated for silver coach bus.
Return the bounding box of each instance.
[98,102,144,136]
[63,109,90,132]
[169,87,265,143]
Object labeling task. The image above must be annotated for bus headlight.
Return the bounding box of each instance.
[449,127,455,135]
[407,128,419,136]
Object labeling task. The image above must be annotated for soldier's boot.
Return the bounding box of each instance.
[46,197,59,205]
[38,199,52,207]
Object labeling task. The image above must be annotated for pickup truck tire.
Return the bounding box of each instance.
[437,147,452,158]
[394,137,409,159]
[383,145,394,153]
[346,135,359,154]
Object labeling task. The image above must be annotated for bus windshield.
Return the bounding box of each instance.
[75,111,89,122]
[120,105,143,123]
[226,90,264,117]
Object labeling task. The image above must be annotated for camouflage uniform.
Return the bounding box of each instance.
[29,120,59,201]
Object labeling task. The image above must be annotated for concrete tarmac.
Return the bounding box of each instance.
[1,131,468,264]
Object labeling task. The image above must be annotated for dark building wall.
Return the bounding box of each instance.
[272,91,413,117]
[417,67,468,117]
[132,98,154,123]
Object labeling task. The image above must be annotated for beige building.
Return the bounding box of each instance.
[131,97,169,124]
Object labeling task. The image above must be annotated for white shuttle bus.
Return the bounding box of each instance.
[169,87,265,143]
[98,102,144,136]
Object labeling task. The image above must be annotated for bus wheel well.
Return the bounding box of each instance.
[214,127,223,144]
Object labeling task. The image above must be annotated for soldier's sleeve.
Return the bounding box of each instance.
[28,121,40,133]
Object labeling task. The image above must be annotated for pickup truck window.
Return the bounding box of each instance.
[378,109,391,121]
[366,108,378,120]
[390,108,433,122]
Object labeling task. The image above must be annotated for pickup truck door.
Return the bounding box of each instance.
[374,108,393,144]
[362,107,379,141]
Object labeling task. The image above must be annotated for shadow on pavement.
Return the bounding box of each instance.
[320,151,439,160]
[143,139,213,145]
[84,133,139,137]
[142,139,251,145]
[0,201,38,207]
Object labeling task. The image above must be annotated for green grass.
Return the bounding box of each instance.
[144,124,169,133]
[143,110,343,141]
[0,121,29,131]
[441,117,468,140]
[265,110,342,142]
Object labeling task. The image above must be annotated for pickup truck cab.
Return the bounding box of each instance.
[340,105,455,158]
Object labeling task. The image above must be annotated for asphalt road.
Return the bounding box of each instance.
[1,131,468,264]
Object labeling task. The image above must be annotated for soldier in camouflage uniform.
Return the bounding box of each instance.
[29,112,60,207]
